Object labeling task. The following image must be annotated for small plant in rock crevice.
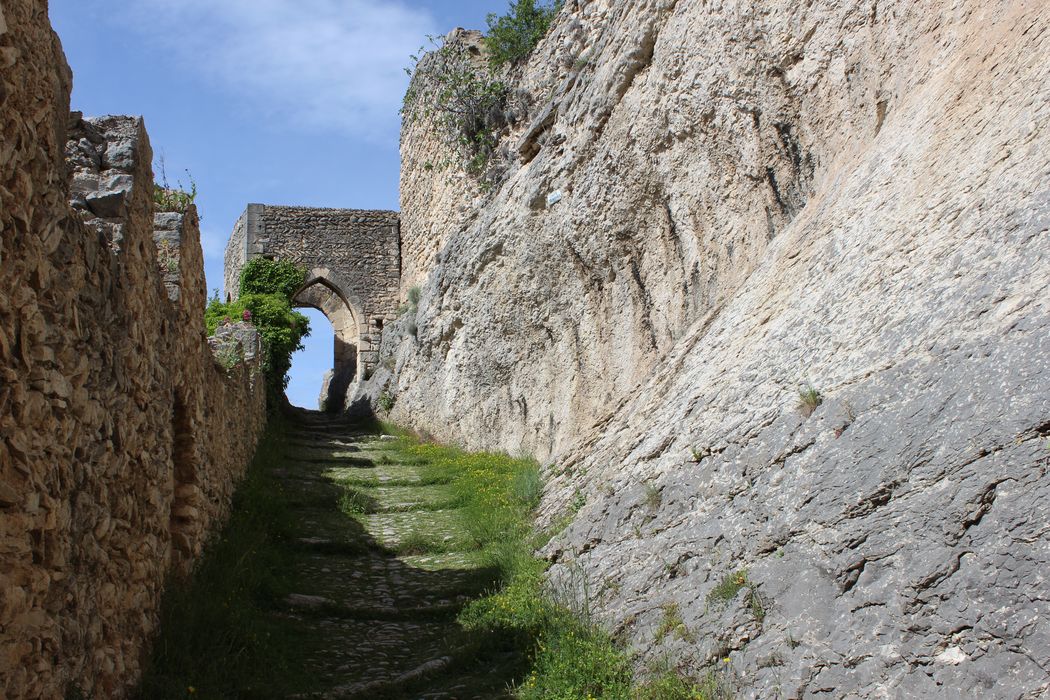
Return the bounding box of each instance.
[155,240,179,276]
[797,383,823,418]
[654,602,695,644]
[377,391,395,413]
[153,156,197,213]
[644,482,663,511]
[707,569,766,623]
[398,285,422,338]
[213,343,242,374]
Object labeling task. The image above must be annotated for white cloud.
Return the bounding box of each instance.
[127,0,438,138]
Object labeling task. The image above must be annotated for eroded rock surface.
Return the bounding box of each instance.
[385,0,1050,696]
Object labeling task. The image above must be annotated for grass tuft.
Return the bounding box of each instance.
[655,602,695,644]
[797,383,823,417]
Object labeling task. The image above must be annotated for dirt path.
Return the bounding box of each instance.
[269,411,520,699]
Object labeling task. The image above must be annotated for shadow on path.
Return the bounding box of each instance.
[268,409,527,699]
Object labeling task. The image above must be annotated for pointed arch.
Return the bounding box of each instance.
[291,269,366,412]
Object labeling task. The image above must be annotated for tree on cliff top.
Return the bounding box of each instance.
[484,0,564,68]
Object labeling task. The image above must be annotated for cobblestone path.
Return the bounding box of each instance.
[270,411,520,699]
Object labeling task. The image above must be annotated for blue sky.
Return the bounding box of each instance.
[49,0,505,407]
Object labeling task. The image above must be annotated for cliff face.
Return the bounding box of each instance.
[391,0,1050,696]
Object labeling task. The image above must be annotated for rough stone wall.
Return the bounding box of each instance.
[387,0,1050,696]
[224,204,401,391]
[222,207,249,301]
[0,4,267,697]
[399,28,489,293]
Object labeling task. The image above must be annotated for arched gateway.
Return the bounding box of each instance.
[224,204,400,410]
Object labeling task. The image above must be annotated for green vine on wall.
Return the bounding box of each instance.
[205,258,311,393]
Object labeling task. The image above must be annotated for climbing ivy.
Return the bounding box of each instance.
[239,257,307,299]
[206,258,310,393]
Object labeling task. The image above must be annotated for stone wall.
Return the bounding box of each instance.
[386,0,1050,696]
[0,3,267,697]
[222,206,249,301]
[224,204,401,404]
[398,28,488,294]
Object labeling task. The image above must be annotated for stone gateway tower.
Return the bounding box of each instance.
[224,204,401,409]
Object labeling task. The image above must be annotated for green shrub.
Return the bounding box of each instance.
[484,0,563,68]
[403,39,509,180]
[206,258,310,391]
[206,293,310,390]
[239,257,307,299]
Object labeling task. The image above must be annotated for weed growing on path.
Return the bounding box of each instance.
[376,426,723,699]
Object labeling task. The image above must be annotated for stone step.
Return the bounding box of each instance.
[288,551,495,611]
[267,418,522,697]
[359,509,473,552]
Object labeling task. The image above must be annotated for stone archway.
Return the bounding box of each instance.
[293,270,365,412]
[224,204,401,411]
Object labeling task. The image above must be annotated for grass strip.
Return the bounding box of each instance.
[134,416,307,699]
[376,427,731,699]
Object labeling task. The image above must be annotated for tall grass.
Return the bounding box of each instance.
[135,418,306,699]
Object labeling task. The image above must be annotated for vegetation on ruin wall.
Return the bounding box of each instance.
[402,0,561,183]
[153,160,198,213]
[484,0,563,68]
[205,258,310,391]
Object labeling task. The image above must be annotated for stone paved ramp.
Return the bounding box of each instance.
[270,411,519,699]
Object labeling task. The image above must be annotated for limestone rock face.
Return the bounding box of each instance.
[390,0,1050,696]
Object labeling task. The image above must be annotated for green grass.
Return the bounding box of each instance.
[707,569,765,623]
[655,602,695,644]
[134,417,308,699]
[374,425,725,699]
[139,419,726,699]
[393,530,463,556]
[338,487,379,514]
